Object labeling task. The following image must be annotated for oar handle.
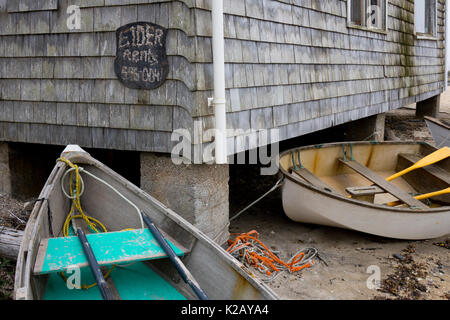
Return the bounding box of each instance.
[77,228,116,300]
[141,212,209,300]
[387,187,450,207]
[415,187,450,200]
[386,166,415,182]
[387,147,450,182]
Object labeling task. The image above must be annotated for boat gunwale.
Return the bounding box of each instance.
[424,116,450,130]
[15,161,66,299]
[279,140,450,214]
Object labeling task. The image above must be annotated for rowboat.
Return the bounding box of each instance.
[279,141,450,240]
[14,145,278,300]
[425,116,450,148]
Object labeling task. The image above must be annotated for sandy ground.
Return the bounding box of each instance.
[439,87,450,114]
[230,201,449,300]
[229,90,450,300]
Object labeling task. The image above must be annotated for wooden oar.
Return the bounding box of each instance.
[387,187,450,207]
[77,228,116,300]
[141,211,209,300]
[386,147,450,181]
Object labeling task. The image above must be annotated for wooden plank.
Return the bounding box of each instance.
[33,229,187,275]
[346,185,385,203]
[397,153,450,203]
[345,186,385,196]
[101,266,122,300]
[0,227,23,260]
[292,168,335,193]
[398,153,450,185]
[338,159,428,209]
[7,0,58,12]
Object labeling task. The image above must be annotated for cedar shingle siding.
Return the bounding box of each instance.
[0,0,446,154]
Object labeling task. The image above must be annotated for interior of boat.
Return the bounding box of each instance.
[20,160,197,300]
[279,142,450,209]
[16,148,276,301]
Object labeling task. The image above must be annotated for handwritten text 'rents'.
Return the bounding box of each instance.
[118,24,164,83]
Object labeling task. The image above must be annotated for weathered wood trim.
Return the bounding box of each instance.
[6,0,58,13]
[0,227,23,260]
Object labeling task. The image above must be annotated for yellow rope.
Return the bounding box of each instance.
[56,157,114,290]
[57,157,108,236]
[59,266,115,290]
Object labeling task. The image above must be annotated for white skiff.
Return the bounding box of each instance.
[14,145,279,300]
[279,141,450,240]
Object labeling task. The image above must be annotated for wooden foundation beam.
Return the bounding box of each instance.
[0,227,23,260]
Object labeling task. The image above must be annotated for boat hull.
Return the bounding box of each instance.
[14,145,278,300]
[282,177,450,240]
[279,141,450,240]
[425,116,450,148]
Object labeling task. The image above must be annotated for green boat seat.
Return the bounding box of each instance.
[34,228,187,275]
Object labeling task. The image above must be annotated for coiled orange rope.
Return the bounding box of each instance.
[226,230,316,279]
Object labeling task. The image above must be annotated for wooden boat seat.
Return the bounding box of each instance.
[398,153,450,185]
[345,186,385,203]
[291,167,335,193]
[397,153,450,203]
[33,228,188,275]
[338,159,428,209]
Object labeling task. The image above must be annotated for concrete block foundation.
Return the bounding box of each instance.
[416,95,440,118]
[0,142,11,195]
[140,153,230,244]
[344,113,386,142]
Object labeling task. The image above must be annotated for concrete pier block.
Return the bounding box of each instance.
[345,113,386,142]
[416,95,440,118]
[0,142,11,195]
[140,152,229,244]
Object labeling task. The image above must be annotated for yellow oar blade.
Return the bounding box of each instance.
[386,187,450,207]
[386,147,450,182]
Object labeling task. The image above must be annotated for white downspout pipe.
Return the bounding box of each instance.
[445,1,449,90]
[211,0,227,164]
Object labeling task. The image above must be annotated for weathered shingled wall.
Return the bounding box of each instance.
[0,0,200,153]
[0,0,446,156]
[210,0,446,152]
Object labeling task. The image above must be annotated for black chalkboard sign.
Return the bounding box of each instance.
[114,22,169,90]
